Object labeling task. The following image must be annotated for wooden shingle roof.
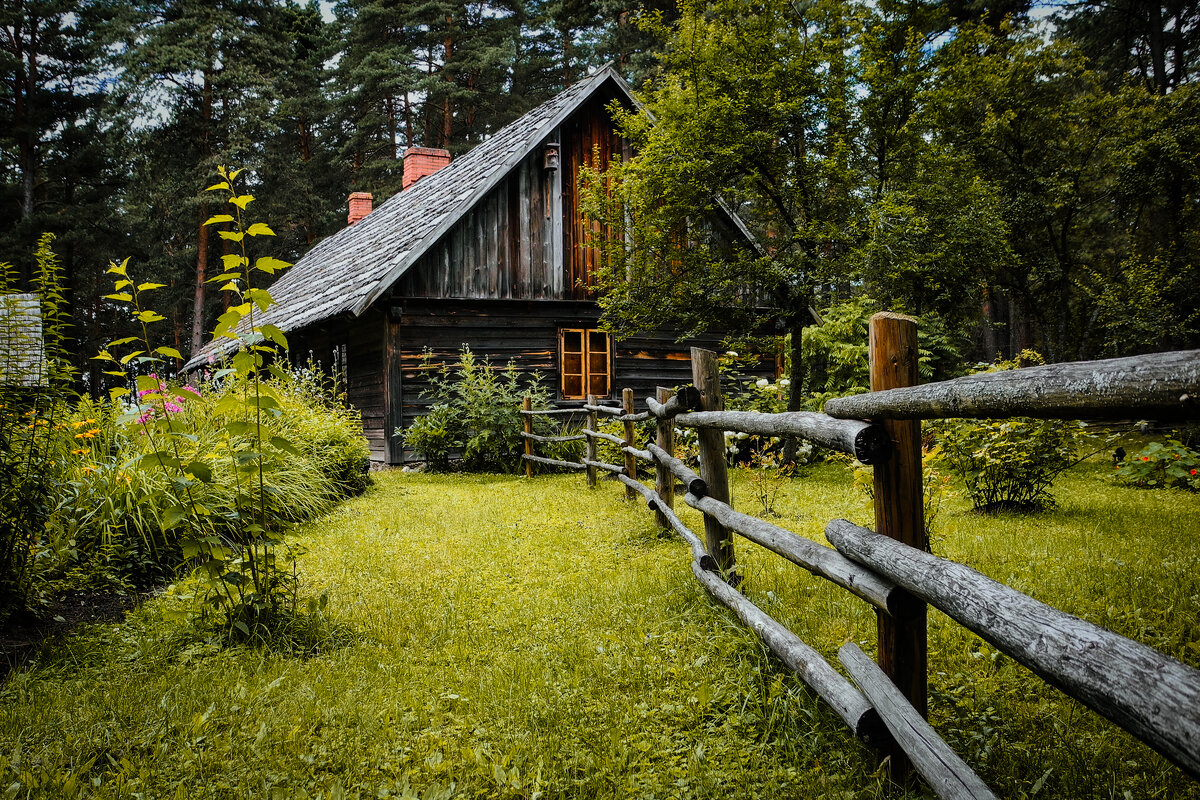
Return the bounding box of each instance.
[186,66,632,370]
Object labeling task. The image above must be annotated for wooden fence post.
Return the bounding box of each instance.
[655,386,675,527]
[623,387,638,500]
[523,395,534,478]
[691,348,736,580]
[869,312,927,775]
[586,394,598,488]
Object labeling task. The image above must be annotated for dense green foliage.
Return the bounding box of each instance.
[0,464,1196,797]
[929,355,1092,512]
[402,346,562,472]
[1116,436,1200,492]
[583,0,1200,410]
[0,235,75,615]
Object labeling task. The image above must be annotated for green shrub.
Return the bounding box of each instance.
[402,347,558,472]
[1115,437,1200,491]
[0,234,75,617]
[931,352,1092,512]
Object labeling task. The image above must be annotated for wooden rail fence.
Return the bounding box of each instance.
[517,314,1200,798]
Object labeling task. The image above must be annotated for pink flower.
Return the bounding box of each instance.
[182,385,202,397]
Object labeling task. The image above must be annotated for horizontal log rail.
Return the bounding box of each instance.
[686,495,900,614]
[581,428,627,447]
[670,409,893,465]
[826,519,1200,779]
[582,458,627,475]
[518,407,580,416]
[840,643,997,799]
[516,336,1199,791]
[615,475,883,743]
[823,349,1200,421]
[583,403,624,415]
[645,385,703,419]
[622,445,652,462]
[646,442,707,497]
[520,454,587,471]
[520,432,586,443]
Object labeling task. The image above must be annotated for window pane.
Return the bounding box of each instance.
[563,330,583,354]
[591,372,610,398]
[564,374,584,398]
[563,353,583,375]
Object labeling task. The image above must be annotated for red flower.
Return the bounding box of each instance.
[1192,469,1198,476]
[1142,456,1150,461]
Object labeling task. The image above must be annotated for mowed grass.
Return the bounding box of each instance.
[1,460,1197,799]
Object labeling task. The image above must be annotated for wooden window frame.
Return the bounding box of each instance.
[559,328,612,399]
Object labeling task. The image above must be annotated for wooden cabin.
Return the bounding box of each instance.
[186,67,762,464]
[0,294,47,389]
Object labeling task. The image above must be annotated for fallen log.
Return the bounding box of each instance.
[826,518,1200,779]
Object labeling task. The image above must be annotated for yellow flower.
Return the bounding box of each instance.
[81,465,97,475]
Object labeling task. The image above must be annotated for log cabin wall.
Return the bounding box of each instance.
[287,309,388,463]
[384,298,753,464]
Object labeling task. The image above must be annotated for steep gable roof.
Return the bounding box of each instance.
[186,66,633,370]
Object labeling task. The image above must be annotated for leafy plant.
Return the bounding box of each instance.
[930,354,1091,512]
[92,166,317,639]
[1114,438,1200,491]
[402,346,558,472]
[0,234,75,617]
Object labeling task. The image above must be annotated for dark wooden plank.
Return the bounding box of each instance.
[692,347,736,579]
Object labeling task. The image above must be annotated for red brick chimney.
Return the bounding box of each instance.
[348,192,373,225]
[403,147,451,190]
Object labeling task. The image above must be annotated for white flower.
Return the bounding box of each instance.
[756,378,769,388]
[779,378,790,387]
[726,351,738,358]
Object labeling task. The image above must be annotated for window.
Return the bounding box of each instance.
[560,328,611,399]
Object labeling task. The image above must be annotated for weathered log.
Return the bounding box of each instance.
[582,428,627,446]
[646,442,708,497]
[582,458,627,475]
[523,396,534,478]
[839,643,998,800]
[520,432,586,443]
[585,394,598,488]
[823,349,1200,421]
[616,475,882,745]
[826,518,1200,779]
[520,454,586,471]
[623,388,638,500]
[869,312,928,743]
[693,562,884,744]
[672,409,892,465]
[520,407,581,416]
[685,494,899,614]
[583,403,624,415]
[655,387,677,529]
[614,410,653,423]
[616,475,715,570]
[646,385,703,419]
[621,445,652,463]
[692,348,736,576]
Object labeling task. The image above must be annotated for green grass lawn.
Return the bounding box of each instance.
[1,460,1197,799]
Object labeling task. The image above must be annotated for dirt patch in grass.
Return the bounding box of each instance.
[1,591,138,680]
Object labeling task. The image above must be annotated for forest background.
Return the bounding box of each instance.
[3,0,1199,394]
